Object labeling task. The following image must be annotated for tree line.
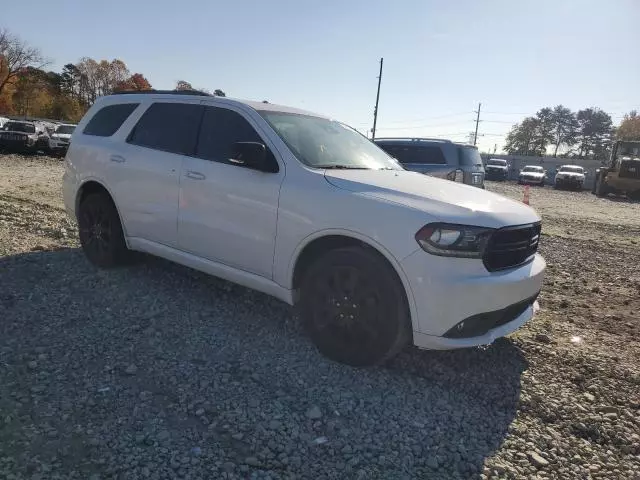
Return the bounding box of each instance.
[0,28,225,123]
[504,105,640,159]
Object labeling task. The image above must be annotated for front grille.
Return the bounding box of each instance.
[619,160,640,180]
[483,222,541,271]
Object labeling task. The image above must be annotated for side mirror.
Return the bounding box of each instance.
[230,142,277,173]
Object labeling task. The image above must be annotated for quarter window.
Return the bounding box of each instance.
[83,103,139,137]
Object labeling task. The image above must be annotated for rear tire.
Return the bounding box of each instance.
[77,193,130,268]
[595,174,608,197]
[298,246,411,366]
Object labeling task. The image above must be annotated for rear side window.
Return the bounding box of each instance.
[196,106,265,163]
[83,103,139,137]
[377,144,447,165]
[128,102,203,155]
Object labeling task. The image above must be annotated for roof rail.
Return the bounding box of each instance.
[373,137,452,143]
[111,89,212,97]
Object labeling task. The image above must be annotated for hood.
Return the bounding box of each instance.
[52,133,72,140]
[556,172,584,178]
[486,165,508,170]
[324,170,539,228]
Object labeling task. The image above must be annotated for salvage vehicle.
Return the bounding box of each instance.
[48,123,76,156]
[518,165,546,186]
[374,138,486,188]
[484,158,509,181]
[63,90,545,366]
[554,165,586,190]
[592,141,640,200]
[0,120,48,153]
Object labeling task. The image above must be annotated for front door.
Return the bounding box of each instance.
[178,105,284,279]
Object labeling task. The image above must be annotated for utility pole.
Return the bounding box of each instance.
[371,57,384,140]
[473,102,482,146]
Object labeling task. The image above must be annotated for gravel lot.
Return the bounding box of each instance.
[1,155,639,480]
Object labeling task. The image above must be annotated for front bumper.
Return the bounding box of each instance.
[400,251,545,350]
[519,176,544,185]
[0,139,37,152]
[485,169,508,179]
[49,140,70,152]
[555,177,583,186]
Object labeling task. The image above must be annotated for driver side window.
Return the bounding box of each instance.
[196,106,276,169]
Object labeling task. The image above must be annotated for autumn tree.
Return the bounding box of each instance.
[617,111,640,141]
[115,73,152,91]
[75,58,130,104]
[11,67,51,117]
[0,28,47,96]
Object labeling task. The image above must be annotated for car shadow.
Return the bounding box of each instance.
[1,247,527,478]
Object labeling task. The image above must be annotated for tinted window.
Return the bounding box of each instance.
[458,146,482,166]
[83,103,139,137]
[4,122,36,133]
[377,144,447,165]
[197,106,268,164]
[128,103,203,155]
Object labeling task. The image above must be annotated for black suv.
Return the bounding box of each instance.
[0,121,48,153]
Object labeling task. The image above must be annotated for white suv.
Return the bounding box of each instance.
[63,91,545,366]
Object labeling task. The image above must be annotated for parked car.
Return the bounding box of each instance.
[484,158,509,181]
[374,138,485,188]
[48,123,77,156]
[554,165,586,190]
[0,120,48,153]
[518,165,546,186]
[63,90,545,366]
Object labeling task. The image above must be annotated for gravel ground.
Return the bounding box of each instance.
[1,155,639,479]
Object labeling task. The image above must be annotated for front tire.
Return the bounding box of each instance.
[77,193,130,268]
[298,246,411,366]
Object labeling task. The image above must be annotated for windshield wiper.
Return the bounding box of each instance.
[316,165,371,170]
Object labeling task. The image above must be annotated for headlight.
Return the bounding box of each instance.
[415,223,494,258]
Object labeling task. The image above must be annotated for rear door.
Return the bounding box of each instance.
[376,143,451,178]
[109,100,203,247]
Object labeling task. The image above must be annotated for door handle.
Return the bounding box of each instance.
[110,155,126,163]
[185,170,206,180]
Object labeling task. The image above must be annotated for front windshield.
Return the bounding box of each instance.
[259,112,402,170]
[523,166,542,172]
[559,166,583,173]
[487,159,507,166]
[56,125,76,135]
[4,122,35,133]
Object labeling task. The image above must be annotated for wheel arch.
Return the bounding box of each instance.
[75,179,129,241]
[288,230,419,333]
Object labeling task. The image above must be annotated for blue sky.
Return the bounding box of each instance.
[3,0,639,152]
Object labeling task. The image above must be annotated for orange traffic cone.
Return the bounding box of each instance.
[523,185,530,205]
